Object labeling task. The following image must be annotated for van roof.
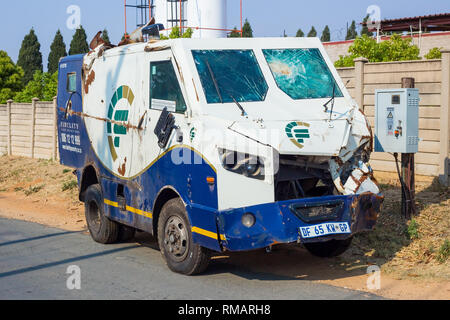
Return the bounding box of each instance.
[98,37,324,58]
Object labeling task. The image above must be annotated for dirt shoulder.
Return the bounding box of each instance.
[0,156,449,300]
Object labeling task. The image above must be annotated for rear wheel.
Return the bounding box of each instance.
[157,198,210,275]
[304,237,353,258]
[84,184,119,244]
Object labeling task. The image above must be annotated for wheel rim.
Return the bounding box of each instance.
[87,200,101,233]
[163,215,189,262]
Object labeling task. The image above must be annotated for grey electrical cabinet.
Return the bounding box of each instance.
[374,88,420,153]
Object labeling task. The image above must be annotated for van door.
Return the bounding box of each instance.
[57,55,87,169]
[145,51,189,163]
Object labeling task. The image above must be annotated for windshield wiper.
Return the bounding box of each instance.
[323,82,336,117]
[205,60,223,104]
[205,60,247,117]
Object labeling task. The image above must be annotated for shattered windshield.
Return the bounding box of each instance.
[192,50,268,104]
[263,48,343,100]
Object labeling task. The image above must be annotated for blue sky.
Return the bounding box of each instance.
[1,0,449,70]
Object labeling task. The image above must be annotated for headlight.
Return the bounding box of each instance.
[219,149,264,180]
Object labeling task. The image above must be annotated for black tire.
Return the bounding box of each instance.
[304,237,353,258]
[84,184,119,244]
[118,225,136,242]
[157,198,210,275]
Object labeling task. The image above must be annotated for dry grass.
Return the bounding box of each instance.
[339,172,450,280]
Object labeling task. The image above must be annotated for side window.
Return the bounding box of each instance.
[150,60,187,113]
[67,73,77,92]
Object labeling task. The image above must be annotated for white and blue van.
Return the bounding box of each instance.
[57,35,383,275]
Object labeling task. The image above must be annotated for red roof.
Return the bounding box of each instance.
[362,13,450,32]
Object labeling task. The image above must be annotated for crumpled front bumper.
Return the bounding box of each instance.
[215,193,384,252]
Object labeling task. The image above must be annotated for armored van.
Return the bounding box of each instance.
[57,36,383,275]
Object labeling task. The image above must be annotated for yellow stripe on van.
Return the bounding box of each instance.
[104,199,153,219]
[192,226,226,241]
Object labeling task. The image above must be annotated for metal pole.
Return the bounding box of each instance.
[124,0,128,38]
[240,0,243,37]
[401,77,417,218]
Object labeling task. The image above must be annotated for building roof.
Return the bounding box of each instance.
[362,13,450,32]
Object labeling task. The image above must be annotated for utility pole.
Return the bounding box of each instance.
[401,77,417,218]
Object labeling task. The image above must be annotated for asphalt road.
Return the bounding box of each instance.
[0,217,382,300]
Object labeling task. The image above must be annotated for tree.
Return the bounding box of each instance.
[17,29,43,85]
[47,30,67,74]
[242,19,253,38]
[296,29,305,37]
[346,21,358,40]
[229,27,241,38]
[14,70,58,103]
[69,26,89,55]
[335,34,421,67]
[307,27,317,37]
[0,51,24,103]
[102,29,111,44]
[160,26,194,39]
[321,25,331,42]
[425,47,442,59]
[361,15,373,37]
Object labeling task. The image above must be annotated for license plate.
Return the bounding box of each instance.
[299,222,351,239]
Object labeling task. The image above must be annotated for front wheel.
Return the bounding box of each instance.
[304,237,353,258]
[157,198,210,275]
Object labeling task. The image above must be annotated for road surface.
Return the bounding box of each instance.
[0,218,382,300]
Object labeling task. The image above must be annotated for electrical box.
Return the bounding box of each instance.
[374,88,420,153]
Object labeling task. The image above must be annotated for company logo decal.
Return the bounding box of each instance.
[106,85,134,162]
[285,121,310,149]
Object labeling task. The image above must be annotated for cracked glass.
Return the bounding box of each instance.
[263,48,343,100]
[192,50,268,104]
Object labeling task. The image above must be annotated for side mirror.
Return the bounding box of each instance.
[154,107,176,149]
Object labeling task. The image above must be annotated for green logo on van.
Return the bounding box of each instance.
[285,121,310,149]
[106,85,135,161]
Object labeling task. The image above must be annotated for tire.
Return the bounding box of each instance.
[304,237,353,258]
[84,184,119,244]
[118,225,136,242]
[157,198,210,275]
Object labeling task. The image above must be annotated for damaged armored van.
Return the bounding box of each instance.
[57,34,383,275]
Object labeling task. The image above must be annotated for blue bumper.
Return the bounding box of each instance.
[188,193,383,252]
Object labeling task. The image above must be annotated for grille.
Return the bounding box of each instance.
[289,200,345,223]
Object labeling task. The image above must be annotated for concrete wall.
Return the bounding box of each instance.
[0,98,58,160]
[337,52,450,184]
[324,32,450,63]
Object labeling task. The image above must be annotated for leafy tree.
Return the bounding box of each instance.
[229,27,241,38]
[69,26,89,55]
[242,19,253,38]
[361,15,373,37]
[346,21,358,40]
[335,34,421,67]
[17,29,43,85]
[102,29,111,44]
[425,47,442,59]
[307,26,317,37]
[321,25,331,42]
[160,26,194,39]
[0,51,24,103]
[296,29,305,37]
[14,70,58,103]
[47,30,67,74]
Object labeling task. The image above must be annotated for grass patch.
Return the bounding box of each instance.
[62,180,78,191]
[407,219,420,240]
[24,184,45,196]
[437,239,450,264]
[62,169,71,174]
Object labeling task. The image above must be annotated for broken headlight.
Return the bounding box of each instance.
[218,149,264,180]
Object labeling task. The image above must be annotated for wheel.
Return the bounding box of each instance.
[304,237,353,258]
[157,198,211,275]
[84,184,119,244]
[118,225,136,242]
